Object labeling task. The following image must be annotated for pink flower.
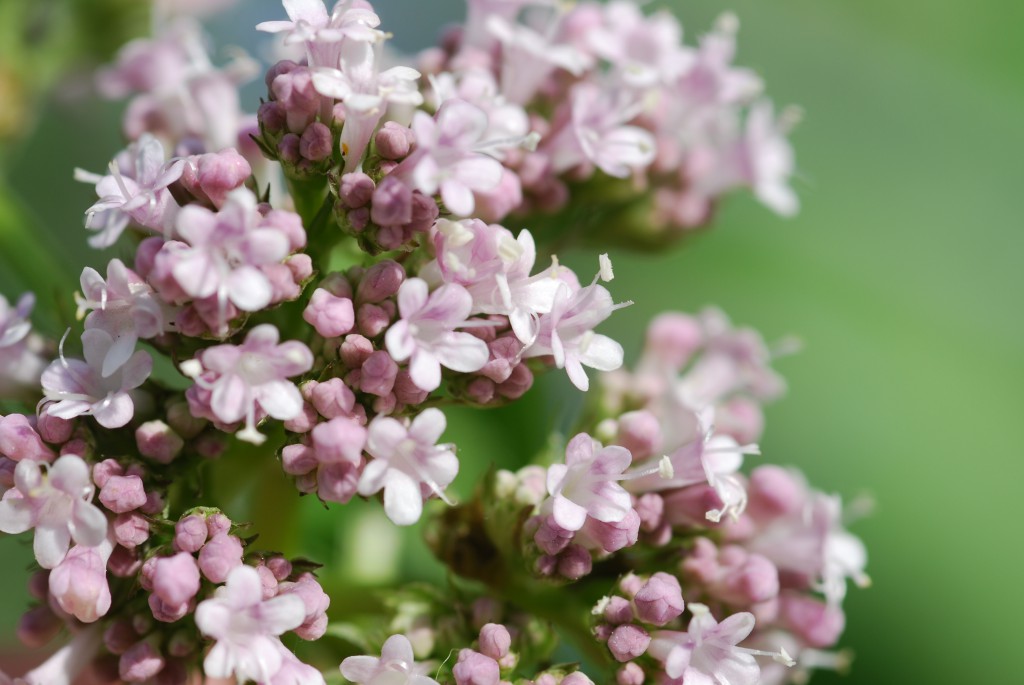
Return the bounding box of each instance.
[48,538,115,623]
[0,293,46,398]
[195,565,307,683]
[486,15,589,105]
[258,0,383,69]
[171,188,300,321]
[384,278,489,392]
[359,408,459,526]
[545,433,633,532]
[648,604,793,684]
[587,1,688,88]
[183,324,313,444]
[395,100,506,217]
[74,134,184,248]
[76,259,172,377]
[340,633,440,685]
[41,328,152,429]
[525,264,629,392]
[0,455,108,568]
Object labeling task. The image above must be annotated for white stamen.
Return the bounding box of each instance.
[599,253,614,282]
[179,359,203,378]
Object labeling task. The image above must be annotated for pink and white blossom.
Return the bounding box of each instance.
[545,433,633,532]
[648,604,793,684]
[195,565,307,683]
[340,633,440,685]
[76,259,173,376]
[359,408,459,526]
[183,324,313,444]
[0,293,46,398]
[384,278,489,392]
[486,15,589,105]
[0,455,108,569]
[258,0,383,70]
[74,135,184,248]
[41,329,152,429]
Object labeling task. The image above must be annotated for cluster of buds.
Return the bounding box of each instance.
[0,2,863,685]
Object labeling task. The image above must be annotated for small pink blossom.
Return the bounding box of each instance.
[41,328,152,429]
[545,433,633,532]
[384,278,489,392]
[359,408,459,526]
[648,604,793,684]
[195,565,307,683]
[0,455,108,568]
[183,324,313,444]
[48,538,115,623]
[74,134,184,248]
[340,633,440,685]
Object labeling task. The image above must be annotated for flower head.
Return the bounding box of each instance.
[545,433,633,532]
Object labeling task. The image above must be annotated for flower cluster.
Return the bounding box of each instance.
[0,2,863,685]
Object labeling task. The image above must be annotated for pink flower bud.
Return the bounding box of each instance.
[561,673,595,685]
[148,594,190,623]
[557,545,592,580]
[119,640,165,682]
[104,619,139,655]
[496,364,533,400]
[535,554,557,577]
[355,260,405,304]
[360,351,398,397]
[0,414,55,462]
[318,460,362,504]
[780,594,845,648]
[135,421,184,464]
[36,412,73,445]
[278,573,330,640]
[281,443,317,476]
[311,416,367,464]
[267,556,293,581]
[615,411,661,460]
[616,663,645,685]
[49,545,111,623]
[0,458,15,488]
[113,513,150,549]
[206,513,231,537]
[619,573,644,598]
[716,397,765,445]
[634,493,665,533]
[17,605,62,648]
[92,458,124,488]
[283,402,318,433]
[608,624,650,662]
[303,288,356,338]
[340,172,376,208]
[453,649,500,685]
[192,149,252,207]
[603,596,634,625]
[300,122,333,161]
[371,176,414,226]
[748,465,805,518]
[100,474,148,513]
[309,377,357,418]
[357,303,392,338]
[166,401,206,439]
[375,121,414,160]
[645,313,702,369]
[197,533,243,583]
[152,553,201,607]
[581,510,640,554]
[278,133,301,163]
[479,623,511,660]
[173,514,208,553]
[633,573,685,626]
[109,545,142,577]
[256,564,279,599]
[287,253,314,282]
[394,370,429,406]
[466,378,496,404]
[534,516,573,555]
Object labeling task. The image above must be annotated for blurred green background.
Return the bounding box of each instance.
[1,0,1021,683]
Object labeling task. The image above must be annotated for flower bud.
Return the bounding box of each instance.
[356,260,405,304]
[17,605,62,648]
[49,545,111,623]
[453,649,500,685]
[608,624,650,662]
[278,573,330,640]
[633,573,685,626]
[152,552,201,607]
[603,596,634,625]
[173,514,208,553]
[557,545,592,580]
[113,513,151,549]
[309,377,357,418]
[339,172,375,208]
[371,176,413,226]
[360,350,398,397]
[136,420,184,464]
[191,149,251,207]
[119,640,165,682]
[282,443,317,476]
[303,288,355,338]
[0,414,54,462]
[36,412,73,445]
[100,474,148,513]
[615,411,661,460]
[104,619,139,655]
[645,313,702,369]
[780,594,845,648]
[375,121,414,160]
[92,458,125,488]
[496,364,533,400]
[197,533,243,583]
[267,556,293,581]
[616,663,645,685]
[318,461,362,504]
[312,416,367,464]
[206,512,232,537]
[393,370,429,406]
[166,401,206,439]
[356,303,392,338]
[300,122,333,161]
[479,623,511,660]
